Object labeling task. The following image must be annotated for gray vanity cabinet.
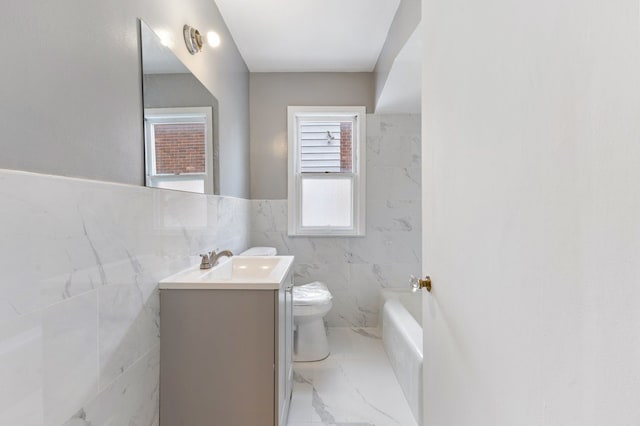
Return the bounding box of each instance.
[159,271,294,426]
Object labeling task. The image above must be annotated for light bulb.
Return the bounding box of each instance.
[207,31,221,48]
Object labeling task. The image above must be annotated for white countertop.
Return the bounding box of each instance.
[159,255,294,290]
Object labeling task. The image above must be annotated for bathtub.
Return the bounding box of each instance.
[381,288,423,424]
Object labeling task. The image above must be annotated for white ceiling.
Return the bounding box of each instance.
[214,0,401,72]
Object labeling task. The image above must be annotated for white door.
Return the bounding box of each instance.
[421,0,640,425]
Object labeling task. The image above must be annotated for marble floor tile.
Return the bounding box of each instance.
[287,327,417,426]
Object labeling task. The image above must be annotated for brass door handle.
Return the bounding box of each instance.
[419,276,432,292]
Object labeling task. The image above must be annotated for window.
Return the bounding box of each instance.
[144,107,213,194]
[288,106,366,236]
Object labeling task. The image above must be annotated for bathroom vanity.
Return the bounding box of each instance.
[159,256,294,426]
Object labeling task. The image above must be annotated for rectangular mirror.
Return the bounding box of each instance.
[140,19,219,194]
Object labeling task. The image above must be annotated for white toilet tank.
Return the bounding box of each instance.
[241,246,277,256]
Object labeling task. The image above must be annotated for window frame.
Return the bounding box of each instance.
[144,106,213,194]
[287,106,366,237]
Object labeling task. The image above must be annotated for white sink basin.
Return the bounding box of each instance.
[159,256,294,290]
[207,256,282,280]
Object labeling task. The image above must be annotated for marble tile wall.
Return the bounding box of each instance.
[0,169,250,425]
[0,114,419,423]
[251,114,421,327]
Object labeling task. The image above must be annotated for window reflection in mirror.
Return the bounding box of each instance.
[140,19,218,194]
[144,107,213,193]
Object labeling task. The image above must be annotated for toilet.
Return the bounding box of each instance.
[240,247,333,362]
[292,282,332,361]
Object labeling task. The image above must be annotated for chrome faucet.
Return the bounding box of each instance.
[200,249,234,269]
[211,249,233,266]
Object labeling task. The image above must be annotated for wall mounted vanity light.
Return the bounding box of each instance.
[183,25,203,54]
[184,25,222,54]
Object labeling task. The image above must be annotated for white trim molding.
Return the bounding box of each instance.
[287,106,366,236]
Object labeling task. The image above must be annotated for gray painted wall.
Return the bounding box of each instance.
[0,0,250,198]
[249,72,375,199]
[374,0,420,107]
